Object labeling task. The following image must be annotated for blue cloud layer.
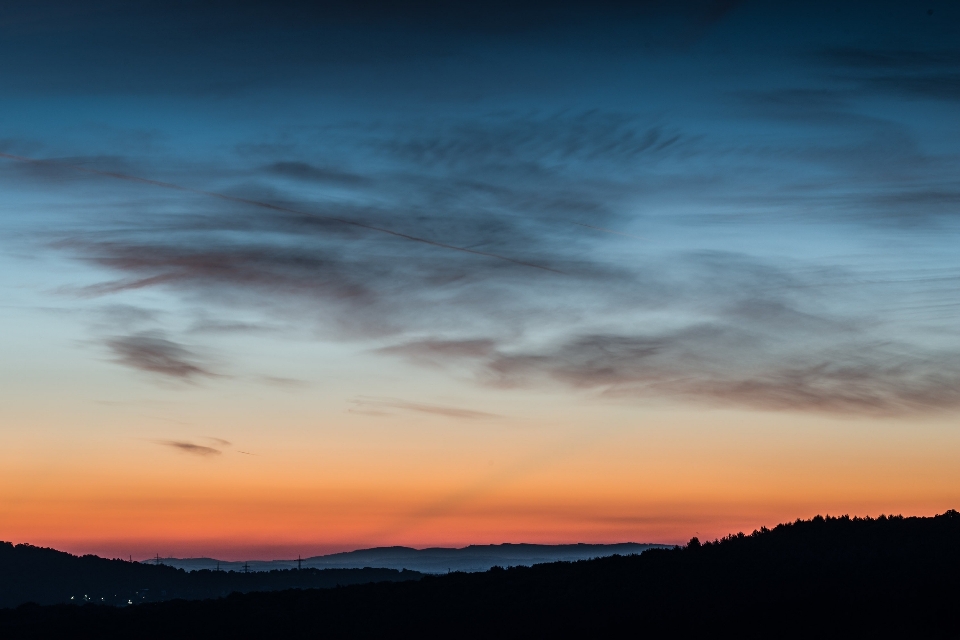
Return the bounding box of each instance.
[1,0,958,414]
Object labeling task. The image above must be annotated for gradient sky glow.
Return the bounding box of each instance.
[2,0,960,560]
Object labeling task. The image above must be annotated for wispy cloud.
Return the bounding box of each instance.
[488,333,960,416]
[5,2,959,420]
[376,248,960,415]
[154,440,222,456]
[350,396,501,420]
[106,332,214,380]
[65,151,960,414]
[383,330,960,416]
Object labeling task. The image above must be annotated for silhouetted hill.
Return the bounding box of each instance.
[0,543,420,608]
[3,511,960,638]
[160,542,664,574]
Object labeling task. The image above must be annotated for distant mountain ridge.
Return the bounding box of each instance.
[159,542,665,574]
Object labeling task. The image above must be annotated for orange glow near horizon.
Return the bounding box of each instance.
[4,396,959,560]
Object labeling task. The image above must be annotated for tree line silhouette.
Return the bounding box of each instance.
[2,511,960,637]
[0,543,420,608]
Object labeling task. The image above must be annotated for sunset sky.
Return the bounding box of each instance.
[2,0,959,560]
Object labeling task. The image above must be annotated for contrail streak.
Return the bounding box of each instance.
[0,152,563,274]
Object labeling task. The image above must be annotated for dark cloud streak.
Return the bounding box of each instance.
[107,332,214,380]
[485,334,960,416]
[153,440,221,456]
[0,152,562,274]
[351,396,501,420]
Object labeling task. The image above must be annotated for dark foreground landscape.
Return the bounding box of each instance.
[0,543,421,608]
[3,511,960,638]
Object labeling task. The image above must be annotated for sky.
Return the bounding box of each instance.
[1,0,959,560]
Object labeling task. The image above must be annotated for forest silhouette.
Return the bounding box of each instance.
[0,542,420,608]
[2,511,960,637]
